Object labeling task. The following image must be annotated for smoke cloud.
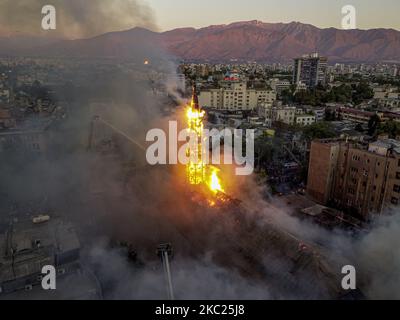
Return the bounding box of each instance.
[0,0,157,39]
[87,244,273,300]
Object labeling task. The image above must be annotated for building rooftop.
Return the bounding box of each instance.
[369,139,400,155]
[0,118,53,135]
[314,137,400,157]
[0,216,80,285]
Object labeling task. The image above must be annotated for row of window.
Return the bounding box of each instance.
[351,155,383,167]
[347,188,377,201]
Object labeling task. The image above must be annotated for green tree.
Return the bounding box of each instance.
[325,109,336,121]
[368,114,381,136]
[302,122,336,141]
[352,82,374,105]
[378,120,400,139]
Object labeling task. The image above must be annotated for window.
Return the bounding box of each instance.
[392,197,399,205]
[396,172,400,179]
[394,185,400,193]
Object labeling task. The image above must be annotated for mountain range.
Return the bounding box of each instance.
[1,20,400,63]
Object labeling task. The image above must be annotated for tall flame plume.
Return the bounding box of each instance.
[185,91,224,195]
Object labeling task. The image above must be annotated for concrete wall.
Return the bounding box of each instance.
[307,141,339,204]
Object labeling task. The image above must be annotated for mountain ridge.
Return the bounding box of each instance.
[1,21,400,63]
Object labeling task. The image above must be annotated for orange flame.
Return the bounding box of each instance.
[185,98,224,196]
[208,167,224,194]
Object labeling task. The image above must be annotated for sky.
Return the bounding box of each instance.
[145,0,400,31]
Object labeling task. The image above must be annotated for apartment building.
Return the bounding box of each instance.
[293,53,328,89]
[268,78,291,95]
[198,81,276,111]
[307,138,400,219]
[259,104,316,126]
[373,86,399,100]
[271,106,297,125]
[296,115,316,126]
[303,106,326,122]
[0,119,51,155]
[337,107,381,124]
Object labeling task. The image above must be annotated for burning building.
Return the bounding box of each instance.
[185,86,224,196]
[76,81,364,300]
[174,89,359,299]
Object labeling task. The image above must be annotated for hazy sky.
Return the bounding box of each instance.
[146,0,400,31]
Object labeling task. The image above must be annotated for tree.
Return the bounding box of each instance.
[378,120,400,139]
[281,89,293,104]
[325,109,336,121]
[368,114,381,136]
[293,84,355,106]
[294,90,317,105]
[255,136,273,169]
[352,82,374,105]
[302,122,336,141]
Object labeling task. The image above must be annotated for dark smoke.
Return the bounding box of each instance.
[0,0,157,39]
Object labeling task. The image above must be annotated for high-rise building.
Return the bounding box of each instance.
[293,53,328,89]
[307,138,400,219]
